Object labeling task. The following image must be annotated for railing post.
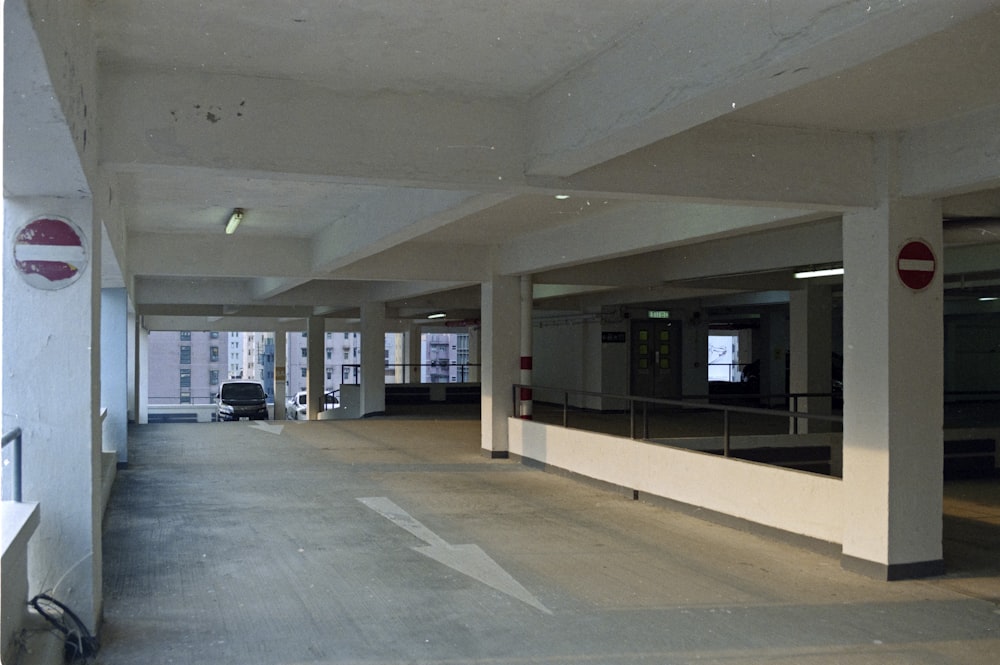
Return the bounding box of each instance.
[562,392,568,428]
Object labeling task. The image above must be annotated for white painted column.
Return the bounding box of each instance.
[841,138,944,579]
[468,326,481,383]
[360,302,387,417]
[306,317,325,420]
[273,330,287,420]
[408,323,422,384]
[680,308,709,398]
[134,318,149,425]
[519,275,533,419]
[3,197,102,628]
[481,275,520,457]
[101,288,129,465]
[788,283,833,433]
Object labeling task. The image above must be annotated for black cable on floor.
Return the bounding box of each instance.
[28,594,99,662]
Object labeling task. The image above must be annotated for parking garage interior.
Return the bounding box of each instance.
[4,1,1000,663]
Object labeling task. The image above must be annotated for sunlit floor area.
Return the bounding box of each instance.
[91,416,1000,664]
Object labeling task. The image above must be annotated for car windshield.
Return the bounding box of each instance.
[221,383,265,400]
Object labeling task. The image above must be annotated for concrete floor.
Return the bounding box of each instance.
[95,415,1000,664]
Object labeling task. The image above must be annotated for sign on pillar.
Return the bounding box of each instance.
[13,216,89,290]
[896,239,936,291]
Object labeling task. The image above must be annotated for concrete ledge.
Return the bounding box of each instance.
[2,501,41,665]
[509,418,844,544]
[513,452,842,558]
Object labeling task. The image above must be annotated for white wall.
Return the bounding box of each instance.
[509,419,844,544]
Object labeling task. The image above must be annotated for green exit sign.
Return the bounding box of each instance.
[648,310,670,319]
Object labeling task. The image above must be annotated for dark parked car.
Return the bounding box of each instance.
[216,381,268,421]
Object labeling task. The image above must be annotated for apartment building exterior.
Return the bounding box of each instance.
[149,330,469,404]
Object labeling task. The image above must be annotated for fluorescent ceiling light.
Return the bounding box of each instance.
[554,194,570,200]
[225,208,245,235]
[794,267,844,279]
[979,297,998,302]
[427,312,446,319]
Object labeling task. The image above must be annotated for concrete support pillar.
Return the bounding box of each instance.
[134,317,149,425]
[273,330,287,420]
[408,323,422,383]
[361,302,387,417]
[519,275,533,419]
[468,326,481,383]
[2,197,102,629]
[481,275,520,457]
[680,308,709,398]
[789,283,833,432]
[306,317,325,420]
[841,137,944,580]
[101,288,129,465]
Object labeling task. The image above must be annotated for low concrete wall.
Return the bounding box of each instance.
[2,501,40,664]
[509,419,843,544]
[148,403,275,423]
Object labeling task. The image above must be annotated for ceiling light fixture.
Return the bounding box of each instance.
[794,267,844,279]
[225,208,245,235]
[427,312,446,319]
[554,194,570,200]
[979,297,998,302]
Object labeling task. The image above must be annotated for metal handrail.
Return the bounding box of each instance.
[514,384,842,458]
[2,427,23,502]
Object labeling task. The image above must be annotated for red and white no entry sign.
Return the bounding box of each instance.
[896,239,936,291]
[13,216,89,290]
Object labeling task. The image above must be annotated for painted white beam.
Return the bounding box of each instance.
[128,232,310,278]
[532,121,875,210]
[369,280,478,305]
[527,0,994,177]
[533,218,841,288]
[330,243,490,282]
[900,104,1000,198]
[311,191,510,273]
[4,0,90,198]
[497,200,820,275]
[100,68,526,190]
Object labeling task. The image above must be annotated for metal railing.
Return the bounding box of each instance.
[2,428,23,502]
[515,385,842,460]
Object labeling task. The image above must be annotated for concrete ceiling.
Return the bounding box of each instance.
[19,1,1000,328]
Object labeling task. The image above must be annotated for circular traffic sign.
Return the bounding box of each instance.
[896,239,936,291]
[13,216,89,290]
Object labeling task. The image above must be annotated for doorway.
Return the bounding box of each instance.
[630,320,681,399]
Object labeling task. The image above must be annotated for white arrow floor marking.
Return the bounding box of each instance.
[358,496,551,614]
[250,421,284,435]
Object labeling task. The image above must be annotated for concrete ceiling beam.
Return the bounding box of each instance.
[901,104,1000,198]
[99,68,526,190]
[525,0,994,177]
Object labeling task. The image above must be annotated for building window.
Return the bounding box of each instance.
[343,349,349,360]
[301,367,307,378]
[210,331,220,339]
[210,346,219,362]
[326,368,332,380]
[180,368,191,388]
[209,369,219,385]
[326,347,332,360]
[180,331,191,341]
[180,390,191,404]
[180,346,191,364]
[301,347,308,358]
